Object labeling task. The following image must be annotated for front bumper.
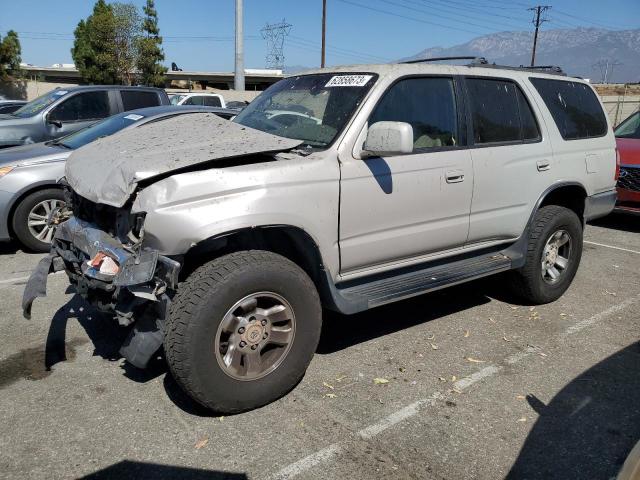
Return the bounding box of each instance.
[22,216,181,368]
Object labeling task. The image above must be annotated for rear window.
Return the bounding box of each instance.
[529,78,607,140]
[120,90,161,111]
[466,78,540,144]
[203,96,222,107]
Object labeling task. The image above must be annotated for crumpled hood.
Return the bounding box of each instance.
[65,112,303,208]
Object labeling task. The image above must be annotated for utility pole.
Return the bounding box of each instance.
[234,0,245,91]
[321,0,327,68]
[529,5,551,67]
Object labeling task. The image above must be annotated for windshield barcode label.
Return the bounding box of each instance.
[325,75,373,87]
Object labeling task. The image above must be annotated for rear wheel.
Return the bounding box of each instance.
[12,188,65,252]
[509,205,583,304]
[164,250,322,413]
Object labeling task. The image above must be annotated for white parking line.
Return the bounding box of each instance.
[0,271,64,286]
[584,240,640,255]
[0,275,30,285]
[269,293,640,480]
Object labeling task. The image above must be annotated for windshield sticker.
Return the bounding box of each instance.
[124,113,144,121]
[325,75,373,87]
[55,90,68,96]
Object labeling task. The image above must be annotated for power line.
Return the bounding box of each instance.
[391,0,528,31]
[337,0,487,35]
[529,5,551,67]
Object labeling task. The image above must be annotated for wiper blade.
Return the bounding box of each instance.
[51,141,72,149]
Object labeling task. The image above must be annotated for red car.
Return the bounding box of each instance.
[614,111,640,214]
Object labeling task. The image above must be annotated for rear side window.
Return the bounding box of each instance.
[467,79,518,143]
[203,96,222,107]
[369,77,459,151]
[530,78,607,140]
[120,90,161,111]
[517,88,541,141]
[50,91,111,122]
[183,96,203,106]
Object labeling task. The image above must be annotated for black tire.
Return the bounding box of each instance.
[12,188,65,253]
[509,205,583,304]
[164,250,322,413]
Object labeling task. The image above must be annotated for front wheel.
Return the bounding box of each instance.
[164,250,322,413]
[12,188,65,252]
[509,205,583,304]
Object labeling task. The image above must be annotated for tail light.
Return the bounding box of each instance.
[615,147,620,181]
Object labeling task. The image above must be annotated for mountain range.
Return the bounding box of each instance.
[287,28,640,83]
[403,28,640,83]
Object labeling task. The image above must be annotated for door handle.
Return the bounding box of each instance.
[536,160,551,171]
[445,170,465,183]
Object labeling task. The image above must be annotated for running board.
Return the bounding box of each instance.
[328,252,512,314]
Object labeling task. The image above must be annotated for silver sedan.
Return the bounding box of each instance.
[0,105,236,251]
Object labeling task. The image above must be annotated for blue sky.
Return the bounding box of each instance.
[0,0,638,71]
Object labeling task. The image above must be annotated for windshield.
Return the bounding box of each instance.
[11,89,70,118]
[170,94,186,105]
[615,111,640,140]
[234,73,377,148]
[54,112,146,150]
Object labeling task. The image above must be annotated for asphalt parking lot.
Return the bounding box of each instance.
[0,214,638,480]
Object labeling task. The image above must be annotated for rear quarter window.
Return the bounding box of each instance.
[120,90,161,111]
[529,78,607,140]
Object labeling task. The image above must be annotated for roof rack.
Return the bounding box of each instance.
[468,62,567,76]
[400,56,568,77]
[402,56,488,65]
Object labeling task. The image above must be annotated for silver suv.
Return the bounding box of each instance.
[23,61,617,413]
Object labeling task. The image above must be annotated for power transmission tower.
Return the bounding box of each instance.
[528,5,551,67]
[261,19,292,70]
[593,59,623,83]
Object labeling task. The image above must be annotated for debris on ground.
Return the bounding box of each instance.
[325,393,337,399]
[465,357,486,363]
[373,378,390,384]
[464,330,470,338]
[431,343,439,350]
[323,382,334,390]
[195,437,209,449]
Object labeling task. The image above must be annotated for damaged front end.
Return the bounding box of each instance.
[22,187,181,368]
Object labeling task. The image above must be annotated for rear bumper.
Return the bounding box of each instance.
[584,190,617,222]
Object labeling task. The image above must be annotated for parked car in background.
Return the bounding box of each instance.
[170,92,226,108]
[0,106,235,251]
[24,61,617,413]
[0,86,170,149]
[226,100,249,110]
[0,99,27,115]
[614,110,640,214]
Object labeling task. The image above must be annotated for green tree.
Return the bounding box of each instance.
[112,2,141,85]
[71,0,118,84]
[137,0,167,87]
[0,30,23,81]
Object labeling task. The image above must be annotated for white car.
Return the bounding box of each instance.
[170,92,226,108]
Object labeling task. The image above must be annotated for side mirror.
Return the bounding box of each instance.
[362,121,413,158]
[46,113,62,128]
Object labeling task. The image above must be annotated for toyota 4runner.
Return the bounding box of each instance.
[23,60,617,413]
